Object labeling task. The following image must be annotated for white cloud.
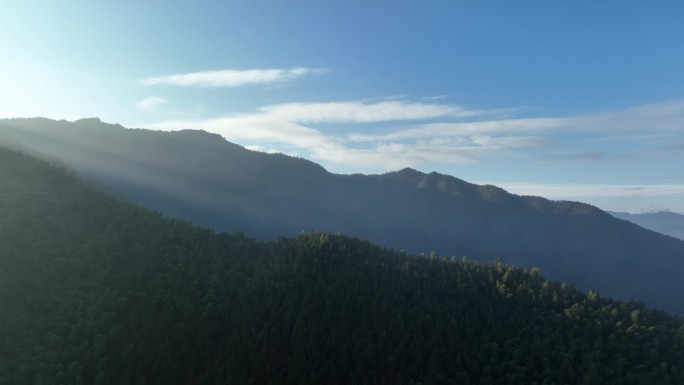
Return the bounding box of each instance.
[258,101,489,123]
[145,99,684,173]
[351,118,565,142]
[135,96,169,111]
[140,67,327,88]
[147,100,519,170]
[244,145,279,154]
[496,183,684,198]
[584,101,684,131]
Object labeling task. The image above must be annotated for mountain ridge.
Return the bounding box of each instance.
[2,146,684,384]
[2,117,684,313]
[609,211,684,241]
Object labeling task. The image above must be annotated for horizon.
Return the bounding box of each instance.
[2,2,684,213]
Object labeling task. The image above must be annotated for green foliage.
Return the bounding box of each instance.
[3,117,684,314]
[1,148,684,384]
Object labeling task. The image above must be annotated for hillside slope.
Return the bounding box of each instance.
[610,211,684,241]
[2,117,684,313]
[1,147,684,384]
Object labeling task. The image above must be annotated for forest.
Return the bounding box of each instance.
[2,147,684,384]
[4,117,684,314]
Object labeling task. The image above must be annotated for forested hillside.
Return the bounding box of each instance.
[2,118,684,314]
[2,147,684,384]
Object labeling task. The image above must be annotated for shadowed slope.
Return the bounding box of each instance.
[2,147,684,384]
[2,118,684,313]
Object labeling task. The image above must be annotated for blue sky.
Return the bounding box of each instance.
[2,1,684,213]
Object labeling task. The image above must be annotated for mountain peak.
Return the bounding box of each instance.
[74,117,102,124]
[167,129,242,150]
[395,167,424,176]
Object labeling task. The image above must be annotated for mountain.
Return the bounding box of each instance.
[2,147,684,384]
[610,211,684,241]
[2,117,684,314]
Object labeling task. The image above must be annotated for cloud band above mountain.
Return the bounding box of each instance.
[145,99,684,175]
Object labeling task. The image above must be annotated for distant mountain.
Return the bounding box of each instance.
[609,211,684,241]
[2,117,684,314]
[2,147,683,384]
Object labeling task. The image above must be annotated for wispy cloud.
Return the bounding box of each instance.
[244,145,280,154]
[257,101,510,123]
[147,100,517,169]
[497,183,684,198]
[140,67,327,88]
[570,100,684,133]
[145,99,684,172]
[136,96,169,111]
[541,150,609,161]
[349,118,565,142]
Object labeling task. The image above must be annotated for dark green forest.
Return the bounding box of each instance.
[4,118,684,314]
[2,147,684,384]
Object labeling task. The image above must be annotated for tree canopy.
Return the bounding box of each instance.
[1,148,683,384]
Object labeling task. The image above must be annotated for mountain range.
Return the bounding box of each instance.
[2,147,683,384]
[609,211,684,241]
[2,117,684,314]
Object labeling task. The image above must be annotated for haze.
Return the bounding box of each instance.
[2,1,684,213]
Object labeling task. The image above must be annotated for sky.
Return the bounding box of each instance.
[2,1,684,213]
